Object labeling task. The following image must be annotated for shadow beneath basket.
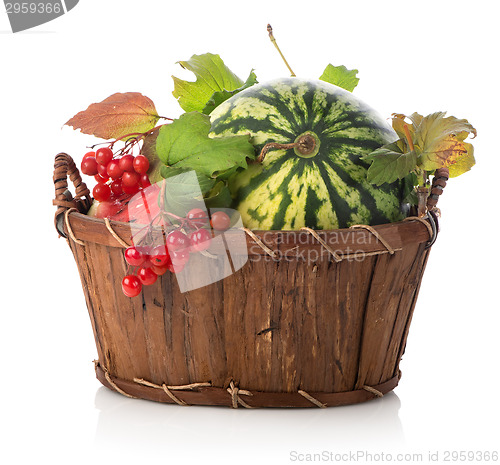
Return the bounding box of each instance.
[94,386,405,458]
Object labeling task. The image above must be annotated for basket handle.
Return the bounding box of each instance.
[426,167,449,211]
[53,153,92,236]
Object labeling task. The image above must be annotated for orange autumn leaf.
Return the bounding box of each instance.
[65,92,160,140]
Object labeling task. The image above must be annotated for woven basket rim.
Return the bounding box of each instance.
[61,210,433,259]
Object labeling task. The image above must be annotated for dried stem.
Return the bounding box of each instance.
[403,124,415,152]
[267,24,296,77]
[257,142,299,163]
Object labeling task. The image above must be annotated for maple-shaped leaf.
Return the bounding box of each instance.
[414,112,477,171]
[363,140,418,185]
[172,53,246,113]
[448,142,475,178]
[65,92,160,140]
[202,70,258,115]
[155,111,255,177]
[391,112,422,142]
[319,64,359,92]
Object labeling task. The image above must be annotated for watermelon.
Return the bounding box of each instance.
[209,78,405,230]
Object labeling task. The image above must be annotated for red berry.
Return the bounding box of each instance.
[83,151,96,160]
[95,147,113,165]
[122,183,140,195]
[166,230,190,252]
[138,266,158,286]
[124,246,146,267]
[122,171,140,187]
[171,249,190,266]
[118,155,135,172]
[122,275,142,297]
[151,264,169,276]
[81,157,98,176]
[107,159,124,179]
[133,155,150,174]
[189,228,212,252]
[139,174,151,188]
[211,211,231,231]
[94,174,108,183]
[93,183,111,202]
[97,163,110,179]
[149,245,170,266]
[187,208,209,228]
[110,179,123,195]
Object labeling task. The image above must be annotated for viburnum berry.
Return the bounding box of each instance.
[166,230,190,252]
[107,159,123,179]
[187,208,209,228]
[93,183,111,202]
[124,246,147,267]
[151,264,169,276]
[189,228,212,252]
[122,183,141,196]
[168,261,185,274]
[211,211,231,231]
[95,147,113,165]
[118,154,135,172]
[138,266,158,285]
[122,275,142,297]
[133,155,150,174]
[110,179,123,195]
[139,174,151,188]
[94,174,108,183]
[122,171,140,187]
[149,245,170,267]
[97,163,110,179]
[171,249,190,266]
[81,156,98,176]
[83,151,96,160]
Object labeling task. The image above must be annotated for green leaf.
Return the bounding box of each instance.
[204,181,233,209]
[414,112,477,171]
[363,141,418,185]
[157,171,207,217]
[319,64,360,92]
[156,112,255,177]
[160,166,215,194]
[172,53,245,112]
[202,70,258,115]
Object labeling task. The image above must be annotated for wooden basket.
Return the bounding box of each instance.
[53,153,447,408]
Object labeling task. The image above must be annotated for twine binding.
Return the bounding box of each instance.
[298,390,327,408]
[64,208,85,246]
[93,360,137,399]
[104,217,130,248]
[227,381,254,409]
[241,228,277,258]
[300,227,343,262]
[362,385,384,398]
[350,224,395,255]
[403,216,434,240]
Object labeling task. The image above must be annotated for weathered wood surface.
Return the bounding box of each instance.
[66,213,432,406]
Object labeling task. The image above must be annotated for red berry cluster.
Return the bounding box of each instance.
[121,209,231,298]
[81,147,151,202]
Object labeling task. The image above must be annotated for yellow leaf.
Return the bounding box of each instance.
[448,142,475,178]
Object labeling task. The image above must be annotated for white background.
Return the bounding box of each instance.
[1,1,499,464]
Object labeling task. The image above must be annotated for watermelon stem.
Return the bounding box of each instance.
[267,24,296,77]
[257,142,299,163]
[257,133,318,163]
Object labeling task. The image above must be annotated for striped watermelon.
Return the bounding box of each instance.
[209,78,405,230]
